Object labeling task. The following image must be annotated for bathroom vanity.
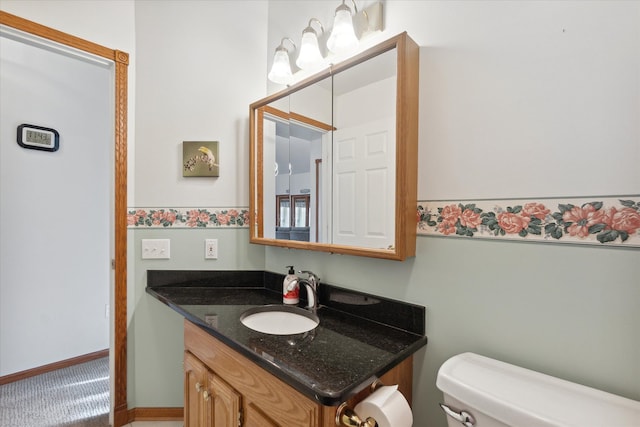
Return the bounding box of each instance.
[146,270,427,426]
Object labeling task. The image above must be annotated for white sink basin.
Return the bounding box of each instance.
[240,305,319,335]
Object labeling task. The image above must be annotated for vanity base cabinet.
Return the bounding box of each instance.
[185,351,241,427]
[184,320,413,427]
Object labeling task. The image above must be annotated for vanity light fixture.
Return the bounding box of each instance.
[268,2,383,84]
[296,18,325,71]
[268,37,296,85]
[327,0,359,54]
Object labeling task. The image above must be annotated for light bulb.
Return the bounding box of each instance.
[327,6,358,54]
[268,48,293,85]
[296,30,324,70]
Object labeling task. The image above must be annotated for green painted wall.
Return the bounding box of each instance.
[129,229,265,407]
[266,237,640,426]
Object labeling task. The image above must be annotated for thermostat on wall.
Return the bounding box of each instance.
[17,124,59,152]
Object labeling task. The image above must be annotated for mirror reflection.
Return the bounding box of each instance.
[260,50,396,246]
[331,48,396,249]
[261,75,332,243]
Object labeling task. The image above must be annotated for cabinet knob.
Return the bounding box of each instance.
[203,390,211,401]
[195,382,203,393]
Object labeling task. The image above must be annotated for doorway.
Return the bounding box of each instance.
[0,11,128,426]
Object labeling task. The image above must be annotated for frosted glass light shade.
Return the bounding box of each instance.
[268,49,293,85]
[327,8,358,54]
[296,31,324,70]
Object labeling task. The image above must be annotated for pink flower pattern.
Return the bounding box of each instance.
[417,198,640,245]
[128,208,249,228]
[606,207,640,234]
[217,213,230,226]
[460,209,482,229]
[523,203,550,220]
[497,212,530,234]
[562,205,607,238]
[127,200,639,245]
[436,220,457,235]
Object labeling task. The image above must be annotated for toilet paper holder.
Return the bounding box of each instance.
[335,380,383,427]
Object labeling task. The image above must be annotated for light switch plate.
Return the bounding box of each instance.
[142,239,170,259]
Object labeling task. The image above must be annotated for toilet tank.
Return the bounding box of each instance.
[436,352,640,427]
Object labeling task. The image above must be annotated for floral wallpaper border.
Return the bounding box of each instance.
[128,207,249,228]
[128,197,640,247]
[417,196,640,247]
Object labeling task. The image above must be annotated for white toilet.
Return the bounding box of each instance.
[436,352,640,427]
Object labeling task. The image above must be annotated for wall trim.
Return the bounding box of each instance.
[128,407,183,422]
[128,207,249,228]
[0,349,108,385]
[417,196,640,247]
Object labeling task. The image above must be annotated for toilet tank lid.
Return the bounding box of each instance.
[436,353,640,427]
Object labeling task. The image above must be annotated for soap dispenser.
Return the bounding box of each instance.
[282,265,299,305]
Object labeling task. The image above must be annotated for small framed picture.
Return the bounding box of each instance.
[183,141,219,177]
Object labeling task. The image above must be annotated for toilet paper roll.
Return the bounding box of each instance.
[354,385,413,427]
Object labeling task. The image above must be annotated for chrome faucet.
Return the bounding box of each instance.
[298,270,320,311]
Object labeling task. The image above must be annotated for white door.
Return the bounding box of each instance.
[332,118,395,248]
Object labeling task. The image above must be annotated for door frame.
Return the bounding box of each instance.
[0,11,129,426]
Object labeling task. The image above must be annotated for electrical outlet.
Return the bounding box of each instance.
[141,239,171,259]
[204,314,218,328]
[205,239,218,259]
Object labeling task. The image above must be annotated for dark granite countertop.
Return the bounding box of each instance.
[146,270,427,406]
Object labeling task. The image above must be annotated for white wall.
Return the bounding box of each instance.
[270,0,639,200]
[0,0,137,204]
[400,1,640,200]
[130,1,268,407]
[133,1,268,207]
[0,33,111,374]
[266,2,640,426]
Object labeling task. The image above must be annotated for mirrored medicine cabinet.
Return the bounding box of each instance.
[249,32,419,261]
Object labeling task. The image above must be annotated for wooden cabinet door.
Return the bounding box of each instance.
[243,402,280,427]
[184,351,208,427]
[206,374,241,427]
